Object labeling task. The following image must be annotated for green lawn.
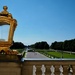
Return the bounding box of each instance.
[35,49,75,58]
[47,51,75,58]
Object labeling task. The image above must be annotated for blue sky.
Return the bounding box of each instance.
[0,0,75,45]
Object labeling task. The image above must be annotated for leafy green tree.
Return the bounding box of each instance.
[50,41,57,49]
[10,42,26,49]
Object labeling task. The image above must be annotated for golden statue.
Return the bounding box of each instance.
[0,6,17,54]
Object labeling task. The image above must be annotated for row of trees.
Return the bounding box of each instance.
[50,39,75,52]
[10,41,49,49]
[29,41,49,49]
[10,38,75,52]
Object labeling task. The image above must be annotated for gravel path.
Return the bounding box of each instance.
[25,52,49,58]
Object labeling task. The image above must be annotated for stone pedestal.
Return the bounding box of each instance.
[0,62,22,75]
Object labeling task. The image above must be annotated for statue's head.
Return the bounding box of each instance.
[3,6,8,11]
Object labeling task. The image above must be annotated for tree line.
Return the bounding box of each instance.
[50,39,75,52]
[10,41,50,49]
[29,41,49,49]
[10,38,75,52]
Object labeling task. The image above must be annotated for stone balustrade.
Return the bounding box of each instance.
[22,58,75,75]
[0,58,75,75]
